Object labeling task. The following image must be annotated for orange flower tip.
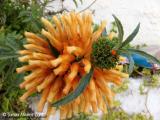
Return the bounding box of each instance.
[23,44,28,49]
[24,31,28,36]
[101,20,107,27]
[117,82,122,86]
[25,85,29,90]
[111,50,116,55]
[52,16,57,20]
[116,65,123,71]
[51,58,62,67]
[24,31,31,37]
[37,104,44,112]
[28,60,36,65]
[19,96,26,102]
[53,69,60,75]
[37,86,42,92]
[19,84,24,89]
[108,32,116,40]
[32,52,37,57]
[119,56,127,63]
[84,65,91,73]
[16,68,21,73]
[62,90,67,95]
[28,60,32,64]
[18,57,27,62]
[47,98,53,103]
[62,87,70,95]
[41,29,46,35]
[54,63,69,75]
[24,76,29,81]
[41,17,45,22]
[121,73,129,78]
[66,46,83,56]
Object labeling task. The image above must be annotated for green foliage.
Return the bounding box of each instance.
[127,54,135,74]
[0,0,48,116]
[112,15,124,47]
[143,74,160,88]
[52,68,94,107]
[0,29,27,114]
[91,15,142,73]
[69,109,153,120]
[102,108,153,120]
[112,100,121,107]
[0,58,27,113]
[111,79,129,93]
[110,22,118,33]
[112,15,160,74]
[0,0,43,33]
[91,37,119,69]
[139,84,146,95]
[68,113,98,120]
[73,0,83,7]
[119,23,140,49]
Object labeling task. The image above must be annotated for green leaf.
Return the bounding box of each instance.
[93,24,99,32]
[80,0,83,4]
[128,54,134,74]
[18,11,30,18]
[119,50,134,74]
[128,49,160,65]
[73,0,78,7]
[0,53,19,60]
[120,23,140,48]
[52,68,94,107]
[112,15,124,46]
[22,17,32,23]
[0,60,8,72]
[2,97,9,112]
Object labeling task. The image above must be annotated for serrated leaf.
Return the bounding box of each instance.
[112,15,124,46]
[0,60,8,72]
[120,23,140,49]
[18,11,30,18]
[22,17,32,23]
[2,97,9,112]
[128,49,160,65]
[0,53,19,60]
[52,68,94,107]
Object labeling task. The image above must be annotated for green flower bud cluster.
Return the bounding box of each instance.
[91,37,119,69]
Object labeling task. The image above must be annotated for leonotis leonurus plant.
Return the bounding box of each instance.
[17,12,160,120]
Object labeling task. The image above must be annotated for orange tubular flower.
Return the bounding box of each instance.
[17,12,128,119]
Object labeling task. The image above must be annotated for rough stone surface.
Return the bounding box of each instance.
[63,0,160,45]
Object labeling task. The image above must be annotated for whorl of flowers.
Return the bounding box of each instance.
[16,12,128,119]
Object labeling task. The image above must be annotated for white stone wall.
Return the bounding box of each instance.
[63,0,160,45]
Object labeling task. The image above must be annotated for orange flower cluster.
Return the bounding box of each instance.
[17,12,128,120]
